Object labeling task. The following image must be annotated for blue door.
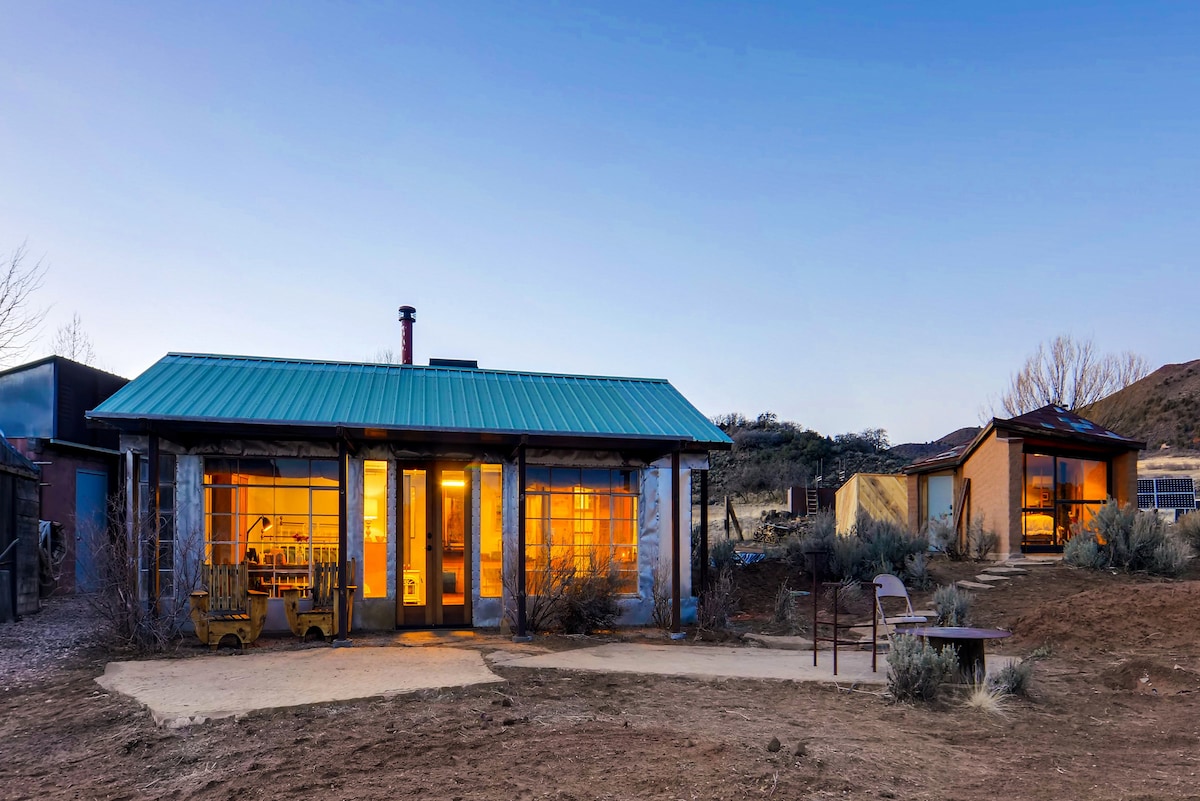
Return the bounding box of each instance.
[75,470,108,592]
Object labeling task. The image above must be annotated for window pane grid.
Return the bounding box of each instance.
[525,469,639,595]
[203,458,340,598]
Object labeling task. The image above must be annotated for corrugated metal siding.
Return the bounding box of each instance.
[90,354,732,445]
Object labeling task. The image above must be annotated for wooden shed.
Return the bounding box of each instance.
[835,473,907,534]
[0,434,41,623]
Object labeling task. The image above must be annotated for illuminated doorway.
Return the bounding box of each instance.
[398,464,471,627]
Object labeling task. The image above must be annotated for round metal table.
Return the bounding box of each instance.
[905,626,1013,683]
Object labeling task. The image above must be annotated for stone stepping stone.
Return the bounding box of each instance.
[956,580,993,590]
[1006,559,1059,566]
[975,574,1010,582]
[983,566,1027,574]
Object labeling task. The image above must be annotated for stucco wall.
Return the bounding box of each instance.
[961,433,1022,559]
[1111,451,1138,506]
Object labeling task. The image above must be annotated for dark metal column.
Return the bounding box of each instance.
[671,449,681,635]
[698,469,709,596]
[516,445,528,639]
[335,437,350,643]
[146,433,160,617]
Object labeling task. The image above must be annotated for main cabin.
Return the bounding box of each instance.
[904,404,1144,558]
[88,352,731,634]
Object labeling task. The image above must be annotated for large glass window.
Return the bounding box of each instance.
[525,467,639,594]
[479,465,503,598]
[362,460,388,598]
[401,469,427,606]
[203,458,339,597]
[1022,453,1108,547]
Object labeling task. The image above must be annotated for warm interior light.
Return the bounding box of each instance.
[441,479,466,488]
[364,499,379,520]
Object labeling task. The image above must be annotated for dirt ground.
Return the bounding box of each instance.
[3,561,1200,801]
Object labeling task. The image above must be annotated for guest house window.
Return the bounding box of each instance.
[525,468,639,594]
[362,460,389,598]
[203,458,339,597]
[1022,453,1108,547]
[479,465,503,598]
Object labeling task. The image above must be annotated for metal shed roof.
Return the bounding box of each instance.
[87,353,732,448]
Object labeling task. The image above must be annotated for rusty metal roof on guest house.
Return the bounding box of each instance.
[87,353,732,450]
[906,404,1144,473]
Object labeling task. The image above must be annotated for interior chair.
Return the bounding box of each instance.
[873,573,928,639]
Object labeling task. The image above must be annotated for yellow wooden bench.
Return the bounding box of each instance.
[189,562,269,650]
[282,560,356,642]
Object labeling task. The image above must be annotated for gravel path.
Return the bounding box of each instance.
[0,595,104,689]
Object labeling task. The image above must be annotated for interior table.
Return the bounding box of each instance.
[905,626,1013,683]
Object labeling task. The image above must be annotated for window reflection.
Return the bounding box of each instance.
[525,468,639,594]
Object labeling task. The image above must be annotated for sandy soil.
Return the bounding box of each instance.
[3,564,1200,801]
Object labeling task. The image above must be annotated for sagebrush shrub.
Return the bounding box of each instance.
[1173,512,1200,551]
[1150,538,1191,577]
[933,584,972,626]
[710,538,737,572]
[904,552,933,590]
[967,518,1000,561]
[1063,531,1105,569]
[1084,500,1191,577]
[887,634,959,702]
[987,659,1034,697]
[925,515,956,554]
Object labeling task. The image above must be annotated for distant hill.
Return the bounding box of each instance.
[1082,359,1200,449]
[888,426,981,462]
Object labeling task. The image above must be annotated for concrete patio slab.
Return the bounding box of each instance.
[493,642,890,686]
[97,646,504,728]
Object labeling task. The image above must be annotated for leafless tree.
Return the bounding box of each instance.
[50,312,96,365]
[372,348,399,364]
[0,243,48,364]
[995,334,1151,417]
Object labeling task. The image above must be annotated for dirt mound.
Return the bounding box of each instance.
[1084,359,1200,448]
[1011,580,1200,653]
[1100,658,1200,696]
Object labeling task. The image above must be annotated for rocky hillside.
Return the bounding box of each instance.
[1083,359,1200,449]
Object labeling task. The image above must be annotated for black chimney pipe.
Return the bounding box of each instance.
[398,305,416,365]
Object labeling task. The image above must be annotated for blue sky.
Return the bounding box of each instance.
[1,2,1197,444]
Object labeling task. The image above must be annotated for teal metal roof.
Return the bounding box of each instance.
[88,353,732,447]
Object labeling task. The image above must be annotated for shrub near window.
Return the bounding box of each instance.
[1070,499,1192,577]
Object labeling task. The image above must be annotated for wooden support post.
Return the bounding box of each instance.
[699,469,709,596]
[335,437,350,643]
[671,449,681,635]
[516,445,528,640]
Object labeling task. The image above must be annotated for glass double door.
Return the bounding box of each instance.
[399,465,471,627]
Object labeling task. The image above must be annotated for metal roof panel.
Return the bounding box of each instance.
[89,353,732,446]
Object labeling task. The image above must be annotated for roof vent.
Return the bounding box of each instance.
[429,358,479,369]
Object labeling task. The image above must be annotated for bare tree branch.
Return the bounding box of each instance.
[0,243,48,364]
[372,348,399,364]
[51,312,96,365]
[996,334,1152,418]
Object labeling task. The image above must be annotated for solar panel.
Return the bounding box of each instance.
[1137,477,1197,510]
